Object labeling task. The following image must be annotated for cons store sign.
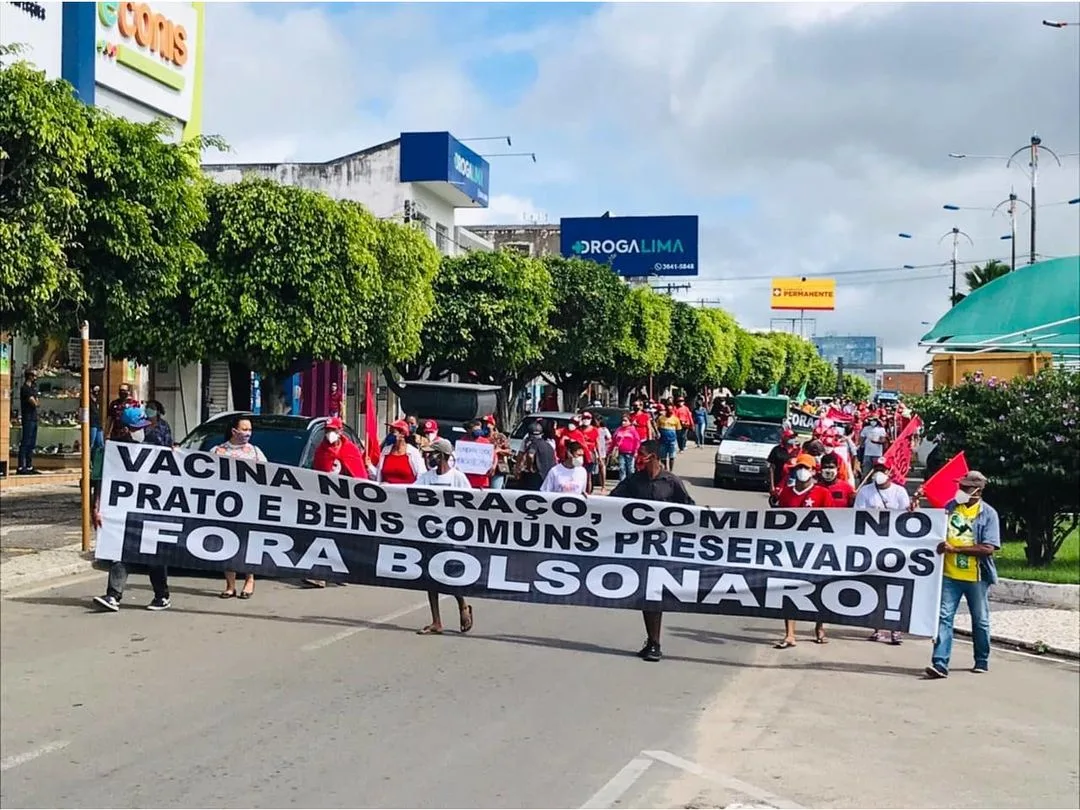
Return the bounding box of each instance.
[559,215,699,278]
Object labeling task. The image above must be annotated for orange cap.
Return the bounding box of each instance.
[793,453,817,469]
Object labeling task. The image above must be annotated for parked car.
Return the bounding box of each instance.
[713,419,784,489]
[508,412,577,457]
[703,413,723,444]
[178,412,360,467]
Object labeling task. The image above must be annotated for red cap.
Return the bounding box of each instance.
[871,457,892,471]
[581,411,592,419]
[326,416,343,430]
[388,419,409,433]
[423,419,438,432]
[483,414,496,425]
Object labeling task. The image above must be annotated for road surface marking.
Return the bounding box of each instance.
[580,755,654,808]
[1,741,70,772]
[642,750,805,809]
[300,598,435,652]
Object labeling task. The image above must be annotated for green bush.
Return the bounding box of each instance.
[914,368,1080,566]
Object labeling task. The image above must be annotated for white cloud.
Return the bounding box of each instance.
[456,194,550,227]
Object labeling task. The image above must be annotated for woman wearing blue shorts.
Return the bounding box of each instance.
[656,402,681,471]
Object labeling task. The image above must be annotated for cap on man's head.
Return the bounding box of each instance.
[422,419,438,433]
[805,439,826,456]
[871,458,892,471]
[429,438,454,456]
[483,414,496,425]
[793,453,817,469]
[580,411,592,419]
[326,416,343,430]
[956,470,988,488]
[388,419,409,433]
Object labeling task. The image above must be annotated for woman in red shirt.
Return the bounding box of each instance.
[375,420,424,484]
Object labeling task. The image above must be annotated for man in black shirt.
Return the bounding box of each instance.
[609,439,695,662]
[767,429,800,498]
[17,370,40,475]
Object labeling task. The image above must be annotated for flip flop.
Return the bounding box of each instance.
[219,590,237,599]
[814,635,829,645]
[773,640,797,649]
[238,590,253,600]
[459,604,474,634]
[417,624,443,635]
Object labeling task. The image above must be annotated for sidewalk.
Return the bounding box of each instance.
[955,600,1080,658]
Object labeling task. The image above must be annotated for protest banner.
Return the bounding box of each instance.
[787,410,817,434]
[96,445,947,635]
[453,440,496,475]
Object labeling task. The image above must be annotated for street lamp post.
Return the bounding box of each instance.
[948,133,1072,265]
[940,227,974,305]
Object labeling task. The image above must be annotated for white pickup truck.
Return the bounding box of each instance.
[712,419,784,490]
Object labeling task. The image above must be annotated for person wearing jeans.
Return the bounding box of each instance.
[923,470,1001,678]
[610,414,641,482]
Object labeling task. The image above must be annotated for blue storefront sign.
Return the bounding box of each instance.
[399,132,490,208]
[559,215,699,277]
[812,336,878,367]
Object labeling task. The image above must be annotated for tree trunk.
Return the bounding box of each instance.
[1023,510,1054,567]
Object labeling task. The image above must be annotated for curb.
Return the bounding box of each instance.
[0,544,94,595]
[994,578,1080,612]
[0,473,82,492]
[955,626,1080,661]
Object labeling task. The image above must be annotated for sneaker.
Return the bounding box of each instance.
[889,631,903,646]
[93,595,120,612]
[640,641,662,662]
[146,597,171,611]
[924,665,948,679]
[867,630,883,642]
[971,665,988,674]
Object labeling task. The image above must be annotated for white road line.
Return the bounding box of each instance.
[0,741,70,772]
[580,755,654,809]
[300,598,434,652]
[642,750,805,810]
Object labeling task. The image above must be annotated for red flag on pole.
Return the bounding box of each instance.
[364,371,381,467]
[825,405,854,423]
[878,415,922,485]
[921,451,970,508]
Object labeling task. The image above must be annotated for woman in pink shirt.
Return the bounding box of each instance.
[611,413,642,482]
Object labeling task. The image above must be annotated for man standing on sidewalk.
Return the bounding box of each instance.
[609,439,695,662]
[17,369,40,475]
[925,471,1001,679]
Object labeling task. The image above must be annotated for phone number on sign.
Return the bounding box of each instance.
[653,262,696,272]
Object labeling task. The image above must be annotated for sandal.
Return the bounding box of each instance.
[459,604,474,634]
[417,624,443,635]
[302,579,327,589]
[773,639,796,649]
[814,633,829,644]
[239,589,254,600]
[219,590,237,599]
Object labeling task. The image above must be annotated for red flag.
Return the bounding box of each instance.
[364,371,381,467]
[879,415,922,485]
[825,405,853,423]
[921,451,969,508]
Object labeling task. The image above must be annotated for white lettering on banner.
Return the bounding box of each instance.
[96,444,947,635]
[453,440,495,476]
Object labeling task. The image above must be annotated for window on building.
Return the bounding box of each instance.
[505,242,532,257]
[435,223,449,254]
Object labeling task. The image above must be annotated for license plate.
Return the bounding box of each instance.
[739,464,760,473]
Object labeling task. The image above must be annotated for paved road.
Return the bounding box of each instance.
[2,446,1077,809]
[0,484,82,564]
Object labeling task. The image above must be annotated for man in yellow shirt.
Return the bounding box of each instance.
[925,471,1000,679]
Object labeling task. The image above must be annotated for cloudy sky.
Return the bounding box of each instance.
[201,1,1080,371]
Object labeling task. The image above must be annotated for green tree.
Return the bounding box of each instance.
[964,259,1010,293]
[662,301,726,395]
[412,250,554,421]
[745,334,785,391]
[721,327,755,392]
[610,286,672,399]
[698,307,739,387]
[806,354,838,398]
[841,373,872,402]
[190,179,381,374]
[0,60,93,335]
[368,217,441,367]
[537,255,631,407]
[914,368,1080,565]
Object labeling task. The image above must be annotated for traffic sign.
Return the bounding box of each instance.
[68,338,106,370]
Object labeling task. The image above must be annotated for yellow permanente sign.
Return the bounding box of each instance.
[771,277,836,311]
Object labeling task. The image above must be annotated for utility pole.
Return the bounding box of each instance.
[992,191,1032,272]
[649,282,691,296]
[939,227,974,305]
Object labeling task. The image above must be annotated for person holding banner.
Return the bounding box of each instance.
[212,416,268,599]
[540,441,589,494]
[609,439,695,663]
[416,438,475,635]
[924,471,1000,678]
[855,458,911,645]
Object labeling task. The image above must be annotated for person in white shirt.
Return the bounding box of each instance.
[854,458,911,645]
[541,440,589,494]
[860,418,888,465]
[416,439,474,635]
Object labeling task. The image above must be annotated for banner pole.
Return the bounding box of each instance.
[80,321,91,553]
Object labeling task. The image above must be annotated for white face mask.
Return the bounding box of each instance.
[571,455,585,468]
[325,430,340,444]
[128,429,145,443]
[872,471,889,487]
[820,468,838,482]
[954,489,973,505]
[795,468,813,483]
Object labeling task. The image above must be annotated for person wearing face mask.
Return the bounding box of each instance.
[767,430,801,498]
[818,452,855,507]
[611,413,642,482]
[375,420,425,484]
[459,418,497,489]
[578,412,601,493]
[540,440,589,494]
[211,416,268,600]
[92,406,172,612]
[773,455,832,648]
[860,417,888,468]
[923,471,1000,678]
[483,414,512,490]
[854,459,911,644]
[143,400,173,448]
[630,400,655,441]
[416,438,475,634]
